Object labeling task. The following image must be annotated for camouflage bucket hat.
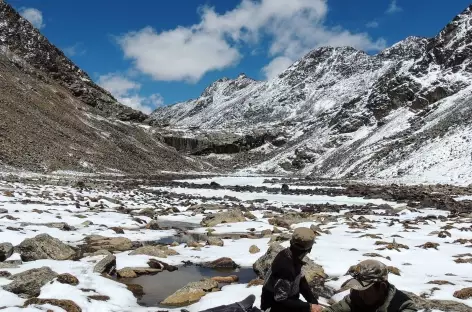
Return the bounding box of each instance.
[290,227,316,250]
[340,259,388,291]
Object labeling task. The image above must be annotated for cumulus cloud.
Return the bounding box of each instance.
[386,0,402,14]
[118,0,386,82]
[98,73,163,114]
[19,8,45,29]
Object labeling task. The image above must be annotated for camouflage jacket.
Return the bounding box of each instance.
[322,285,417,312]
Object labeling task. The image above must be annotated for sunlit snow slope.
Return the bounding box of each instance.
[151,5,472,185]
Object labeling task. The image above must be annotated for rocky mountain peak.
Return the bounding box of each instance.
[378,36,429,60]
[0,1,146,121]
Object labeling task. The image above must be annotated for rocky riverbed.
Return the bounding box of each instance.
[0,175,471,312]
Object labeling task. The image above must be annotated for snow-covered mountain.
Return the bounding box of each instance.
[151,5,472,185]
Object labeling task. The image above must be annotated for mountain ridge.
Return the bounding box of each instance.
[151,4,472,184]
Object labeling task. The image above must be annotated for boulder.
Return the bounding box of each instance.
[145,220,161,230]
[206,237,224,247]
[161,279,219,306]
[93,255,116,274]
[454,287,472,300]
[268,214,313,229]
[201,257,239,269]
[0,242,13,261]
[129,246,178,258]
[3,266,58,297]
[18,234,76,261]
[82,235,133,253]
[117,268,137,278]
[249,245,260,254]
[23,298,82,312]
[201,209,246,227]
[57,273,79,286]
[253,244,330,298]
[211,275,239,283]
[147,258,178,272]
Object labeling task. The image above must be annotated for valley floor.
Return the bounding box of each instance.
[0,175,471,312]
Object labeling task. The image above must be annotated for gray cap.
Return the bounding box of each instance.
[290,227,316,250]
[340,259,389,291]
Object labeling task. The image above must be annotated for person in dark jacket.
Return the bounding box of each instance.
[261,227,323,312]
[322,259,417,312]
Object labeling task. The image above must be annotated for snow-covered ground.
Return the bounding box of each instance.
[0,176,471,312]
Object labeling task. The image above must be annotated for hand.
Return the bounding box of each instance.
[310,304,323,312]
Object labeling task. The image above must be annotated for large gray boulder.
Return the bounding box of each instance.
[200,209,246,227]
[18,234,76,261]
[161,279,219,306]
[93,255,116,274]
[3,267,58,297]
[253,243,332,298]
[0,242,13,261]
[81,235,133,253]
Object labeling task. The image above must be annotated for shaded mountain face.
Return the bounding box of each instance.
[151,5,472,184]
[0,1,211,174]
[0,0,146,122]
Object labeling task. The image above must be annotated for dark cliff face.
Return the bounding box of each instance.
[0,1,147,122]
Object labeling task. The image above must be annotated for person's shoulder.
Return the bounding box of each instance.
[391,288,418,312]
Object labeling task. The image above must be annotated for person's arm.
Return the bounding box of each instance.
[300,276,318,304]
[273,275,312,312]
[321,295,352,312]
[399,300,418,312]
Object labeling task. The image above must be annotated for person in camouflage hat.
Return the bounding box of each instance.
[260,227,324,312]
[322,259,417,312]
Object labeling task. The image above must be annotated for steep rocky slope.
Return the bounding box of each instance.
[0,0,145,122]
[0,1,211,174]
[152,5,472,185]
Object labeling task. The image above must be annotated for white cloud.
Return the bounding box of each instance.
[262,56,294,80]
[118,0,386,82]
[97,73,163,114]
[386,0,402,14]
[63,43,86,57]
[19,8,45,29]
[366,21,379,28]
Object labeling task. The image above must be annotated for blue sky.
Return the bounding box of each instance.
[10,0,472,113]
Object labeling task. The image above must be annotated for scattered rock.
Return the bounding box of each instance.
[161,279,219,306]
[405,291,472,312]
[359,234,382,239]
[127,284,144,299]
[0,271,12,278]
[0,243,13,262]
[82,235,133,253]
[375,239,409,252]
[3,266,58,297]
[18,234,76,261]
[129,246,171,258]
[206,237,224,247]
[387,266,401,276]
[211,275,239,283]
[454,257,472,264]
[88,295,110,301]
[244,212,257,220]
[110,227,124,234]
[453,287,472,300]
[145,220,161,230]
[202,257,239,269]
[201,209,246,227]
[57,273,79,286]
[427,280,455,285]
[268,233,291,244]
[93,255,116,274]
[23,298,82,312]
[116,268,137,278]
[416,242,440,250]
[247,279,264,287]
[147,259,178,272]
[249,245,260,254]
[261,229,272,236]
